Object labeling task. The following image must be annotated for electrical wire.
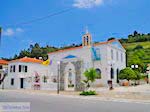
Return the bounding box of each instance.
[3,8,74,27]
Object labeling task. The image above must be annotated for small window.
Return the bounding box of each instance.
[13,65,15,72]
[10,66,13,72]
[43,76,47,83]
[0,74,1,84]
[0,65,3,69]
[96,68,101,79]
[19,65,21,72]
[25,66,28,72]
[87,38,89,43]
[11,78,14,85]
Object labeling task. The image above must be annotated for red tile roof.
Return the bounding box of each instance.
[9,57,43,64]
[0,60,8,65]
[94,39,116,46]
[48,39,117,54]
[48,46,83,54]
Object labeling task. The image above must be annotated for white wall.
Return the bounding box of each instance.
[5,62,57,90]
[48,41,126,87]
[49,46,92,76]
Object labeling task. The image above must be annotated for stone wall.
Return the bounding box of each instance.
[59,62,67,91]
[59,60,84,91]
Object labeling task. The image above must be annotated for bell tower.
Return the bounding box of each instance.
[82,28,92,47]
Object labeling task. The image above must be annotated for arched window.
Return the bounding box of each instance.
[116,68,119,83]
[96,68,101,79]
[110,68,114,79]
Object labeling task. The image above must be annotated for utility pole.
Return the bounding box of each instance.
[57,61,60,94]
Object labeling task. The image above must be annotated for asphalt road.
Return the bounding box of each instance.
[0,90,149,112]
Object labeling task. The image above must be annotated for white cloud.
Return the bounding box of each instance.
[3,28,15,36]
[16,28,24,33]
[73,0,104,8]
[2,28,24,37]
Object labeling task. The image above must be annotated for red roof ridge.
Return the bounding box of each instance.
[9,57,43,64]
[48,39,118,55]
[48,46,83,54]
[94,39,117,46]
[0,59,8,65]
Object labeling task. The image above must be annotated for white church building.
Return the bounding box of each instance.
[4,31,126,91]
[48,32,126,91]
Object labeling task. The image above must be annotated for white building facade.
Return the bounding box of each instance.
[48,32,126,91]
[5,57,57,90]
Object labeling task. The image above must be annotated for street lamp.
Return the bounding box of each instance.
[107,61,115,90]
[131,64,138,69]
[131,64,139,85]
[57,61,60,94]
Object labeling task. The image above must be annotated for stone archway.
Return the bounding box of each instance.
[64,62,76,91]
[59,60,84,91]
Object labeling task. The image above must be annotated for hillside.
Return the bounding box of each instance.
[2,31,150,68]
[122,41,150,66]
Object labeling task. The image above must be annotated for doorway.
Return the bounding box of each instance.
[20,78,24,89]
[65,71,75,91]
[116,69,119,83]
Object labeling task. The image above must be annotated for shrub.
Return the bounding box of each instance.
[134,45,143,50]
[80,90,97,96]
[118,67,137,81]
[82,68,98,90]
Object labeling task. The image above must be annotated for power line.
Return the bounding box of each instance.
[4,8,74,27]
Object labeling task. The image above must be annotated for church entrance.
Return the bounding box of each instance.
[59,59,83,91]
[65,70,75,91]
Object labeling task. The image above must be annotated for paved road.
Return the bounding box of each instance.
[0,90,149,112]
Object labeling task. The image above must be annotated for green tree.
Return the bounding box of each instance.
[133,31,139,37]
[134,70,142,85]
[118,67,137,81]
[82,68,97,90]
[134,45,143,50]
[107,37,115,41]
[31,43,43,58]
[19,50,31,58]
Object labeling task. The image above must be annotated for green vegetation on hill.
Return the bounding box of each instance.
[107,31,150,72]
[1,43,81,61]
[123,41,150,64]
[1,31,150,73]
[120,31,150,43]
[122,41,150,72]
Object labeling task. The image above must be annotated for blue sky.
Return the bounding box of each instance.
[0,0,150,58]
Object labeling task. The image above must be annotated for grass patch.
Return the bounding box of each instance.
[80,90,97,96]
